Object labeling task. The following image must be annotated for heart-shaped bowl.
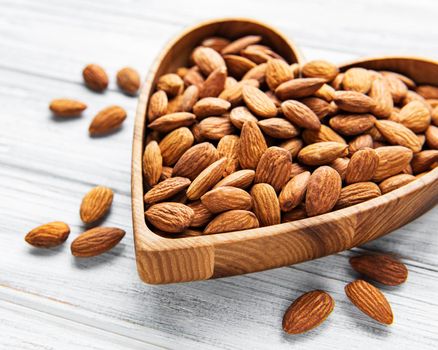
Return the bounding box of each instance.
[132,19,438,284]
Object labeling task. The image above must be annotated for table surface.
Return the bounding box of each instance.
[1,0,437,349]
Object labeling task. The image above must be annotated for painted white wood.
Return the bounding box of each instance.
[0,0,437,349]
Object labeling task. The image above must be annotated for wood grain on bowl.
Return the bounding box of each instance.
[132,18,438,284]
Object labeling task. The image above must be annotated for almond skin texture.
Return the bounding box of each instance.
[80,186,113,224]
[187,201,213,227]
[83,64,108,92]
[116,67,140,95]
[301,60,339,81]
[239,121,268,169]
[201,36,230,52]
[221,35,262,55]
[144,177,191,204]
[342,67,372,93]
[398,101,431,133]
[266,58,294,90]
[204,210,259,234]
[193,47,226,76]
[350,254,408,286]
[379,174,416,194]
[201,186,252,213]
[411,150,438,174]
[71,227,125,257]
[302,125,346,144]
[224,54,256,79]
[373,146,413,181]
[200,66,227,98]
[329,114,375,136]
[369,77,393,118]
[193,97,231,118]
[375,120,422,152]
[345,148,379,184]
[157,73,184,96]
[25,222,70,248]
[306,166,341,217]
[49,99,87,117]
[148,112,196,133]
[181,85,199,112]
[279,138,304,159]
[186,157,227,200]
[298,142,348,166]
[335,182,381,209]
[242,85,277,118]
[258,118,299,139]
[89,106,127,136]
[198,117,235,140]
[334,91,376,113]
[281,100,321,130]
[148,91,168,122]
[426,125,438,149]
[255,147,292,192]
[282,290,335,334]
[275,78,325,100]
[229,106,258,129]
[217,135,240,176]
[145,202,194,233]
[143,141,163,187]
[348,134,374,155]
[173,142,218,180]
[213,169,255,189]
[279,171,311,212]
[158,127,194,166]
[345,280,394,325]
[251,183,281,226]
[301,97,331,119]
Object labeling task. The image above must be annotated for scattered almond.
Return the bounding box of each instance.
[49,99,87,117]
[71,227,125,257]
[25,222,70,248]
[80,186,114,224]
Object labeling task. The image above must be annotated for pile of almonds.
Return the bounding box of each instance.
[142,34,438,236]
[283,253,408,334]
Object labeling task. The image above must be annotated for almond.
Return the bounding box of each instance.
[329,157,350,180]
[411,150,438,174]
[302,125,346,144]
[298,142,348,166]
[145,202,194,233]
[217,135,240,176]
[301,97,331,119]
[342,67,372,93]
[116,67,140,95]
[251,183,281,226]
[144,177,191,204]
[25,222,70,248]
[204,210,259,234]
[200,66,227,98]
[350,254,408,286]
[143,141,163,187]
[281,100,321,130]
[375,120,422,152]
[82,64,108,92]
[158,127,194,166]
[148,91,168,122]
[331,72,344,90]
[258,118,299,139]
[193,47,226,75]
[282,290,335,334]
[193,97,231,118]
[279,138,304,158]
[379,174,416,194]
[201,186,252,213]
[416,85,438,99]
[229,106,258,129]
[88,106,127,136]
[369,77,393,118]
[49,99,87,117]
[71,227,125,257]
[221,35,262,55]
[266,58,294,90]
[242,63,267,84]
[173,142,218,180]
[334,91,375,113]
[181,85,200,112]
[314,84,336,102]
[201,36,230,52]
[275,78,325,100]
[187,201,213,227]
[255,147,292,192]
[335,182,381,209]
[290,163,310,177]
[301,60,339,81]
[345,148,379,184]
[279,171,311,212]
[219,79,259,106]
[398,101,431,133]
[242,85,277,118]
[241,45,281,64]
[345,279,393,325]
[383,74,408,104]
[183,67,204,88]
[157,73,184,96]
[329,114,375,136]
[214,169,255,189]
[348,134,374,155]
[238,121,268,169]
[186,157,227,200]
[373,146,413,181]
[282,206,308,223]
[160,166,173,181]
[224,54,256,79]
[148,112,196,133]
[198,117,235,140]
[381,71,416,89]
[80,186,113,224]
[426,125,438,149]
[305,166,341,216]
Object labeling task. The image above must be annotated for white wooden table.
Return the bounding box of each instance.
[1,0,437,349]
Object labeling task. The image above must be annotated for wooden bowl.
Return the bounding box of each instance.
[132,19,438,284]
